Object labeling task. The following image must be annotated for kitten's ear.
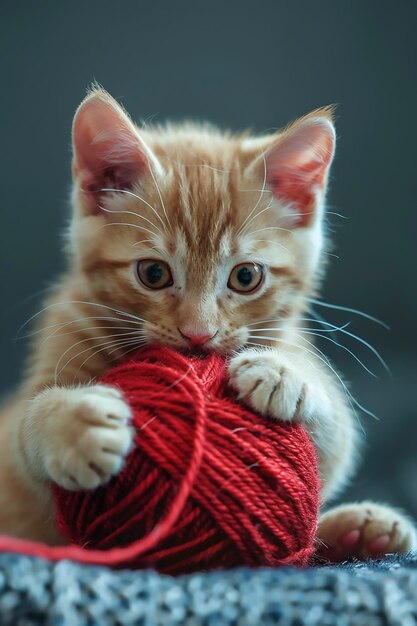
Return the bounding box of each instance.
[247,109,336,227]
[72,89,162,214]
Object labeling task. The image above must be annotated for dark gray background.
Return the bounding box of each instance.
[1,1,416,516]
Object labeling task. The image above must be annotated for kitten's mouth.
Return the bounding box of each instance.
[179,343,217,357]
[179,341,240,358]
[150,331,240,357]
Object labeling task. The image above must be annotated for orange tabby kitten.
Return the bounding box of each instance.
[0,88,414,558]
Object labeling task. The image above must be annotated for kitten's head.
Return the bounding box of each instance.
[69,88,335,354]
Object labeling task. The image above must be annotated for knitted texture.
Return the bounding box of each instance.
[51,345,320,574]
[1,554,417,626]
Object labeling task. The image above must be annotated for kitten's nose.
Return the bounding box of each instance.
[178,328,217,346]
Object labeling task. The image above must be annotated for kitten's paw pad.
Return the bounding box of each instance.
[228,350,325,422]
[317,502,417,562]
[44,385,133,491]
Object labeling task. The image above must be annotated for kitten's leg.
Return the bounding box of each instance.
[317,502,417,560]
[228,347,358,500]
[0,384,132,542]
[19,384,133,491]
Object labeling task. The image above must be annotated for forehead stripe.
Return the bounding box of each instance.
[269,266,293,278]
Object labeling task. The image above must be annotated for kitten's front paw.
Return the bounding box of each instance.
[317,502,417,561]
[228,349,329,422]
[39,384,133,491]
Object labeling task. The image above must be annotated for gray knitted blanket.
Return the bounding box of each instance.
[0,553,416,625]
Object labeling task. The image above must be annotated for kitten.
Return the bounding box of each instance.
[0,88,414,558]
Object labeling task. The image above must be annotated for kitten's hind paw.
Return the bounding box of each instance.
[317,501,417,562]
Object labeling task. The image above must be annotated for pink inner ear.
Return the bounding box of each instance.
[265,119,335,227]
[72,94,149,213]
[268,160,326,227]
[83,163,140,194]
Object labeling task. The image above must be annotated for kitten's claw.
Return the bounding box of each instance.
[36,384,133,491]
[317,502,417,561]
[228,349,329,423]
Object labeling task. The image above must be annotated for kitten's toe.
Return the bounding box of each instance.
[317,501,416,562]
[89,384,125,400]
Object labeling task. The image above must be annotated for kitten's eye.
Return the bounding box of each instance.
[228,263,264,293]
[136,259,173,289]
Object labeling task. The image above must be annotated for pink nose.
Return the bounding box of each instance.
[178,329,217,346]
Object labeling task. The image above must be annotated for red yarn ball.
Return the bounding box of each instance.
[53,345,320,575]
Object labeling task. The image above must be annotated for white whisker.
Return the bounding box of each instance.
[145,155,172,235]
[296,317,353,332]
[194,163,232,173]
[297,335,379,422]
[245,318,282,328]
[54,331,146,382]
[99,188,168,232]
[308,298,389,329]
[104,341,149,369]
[249,329,377,378]
[107,337,146,356]
[237,155,268,236]
[252,314,389,375]
[44,325,147,343]
[238,200,274,236]
[99,221,161,240]
[100,220,163,243]
[54,333,146,384]
[301,330,378,378]
[246,239,290,253]
[277,209,347,221]
[18,300,148,336]
[17,316,141,340]
[302,314,390,374]
[98,204,165,238]
[248,226,293,236]
[71,337,147,385]
[249,322,351,334]
[129,239,157,249]
[17,315,144,341]
[237,187,271,193]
